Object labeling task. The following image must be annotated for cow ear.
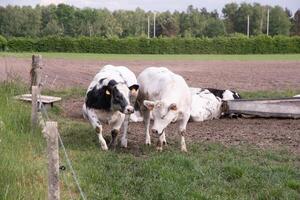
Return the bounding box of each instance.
[169,103,177,111]
[143,100,155,110]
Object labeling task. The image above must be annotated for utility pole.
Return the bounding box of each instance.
[266,8,270,36]
[148,16,150,39]
[153,12,156,38]
[247,15,250,38]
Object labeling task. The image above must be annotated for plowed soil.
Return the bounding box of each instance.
[1,56,300,154]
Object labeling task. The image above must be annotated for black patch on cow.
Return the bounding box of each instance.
[205,88,241,100]
[99,78,106,85]
[233,92,241,99]
[111,85,128,112]
[86,79,129,112]
[86,80,118,111]
[86,85,111,110]
[205,88,225,99]
[129,84,139,91]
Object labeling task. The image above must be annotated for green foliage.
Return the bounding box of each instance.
[0,3,295,38]
[0,35,7,51]
[4,35,300,54]
[269,6,292,36]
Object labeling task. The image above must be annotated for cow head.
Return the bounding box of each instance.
[86,80,139,114]
[106,81,139,114]
[143,100,178,135]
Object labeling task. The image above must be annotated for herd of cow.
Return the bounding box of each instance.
[82,65,241,152]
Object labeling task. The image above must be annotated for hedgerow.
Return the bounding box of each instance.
[3,35,300,54]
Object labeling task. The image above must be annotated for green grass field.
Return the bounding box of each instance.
[1,82,300,199]
[1,52,300,61]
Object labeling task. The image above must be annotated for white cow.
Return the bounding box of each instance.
[82,65,139,150]
[189,88,223,122]
[136,67,191,152]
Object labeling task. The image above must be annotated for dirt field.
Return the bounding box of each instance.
[1,56,300,154]
[1,57,300,91]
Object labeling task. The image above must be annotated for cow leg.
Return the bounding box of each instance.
[109,113,125,149]
[143,110,151,145]
[156,130,166,152]
[83,104,108,150]
[178,114,189,152]
[109,129,119,149]
[160,130,167,146]
[120,114,130,148]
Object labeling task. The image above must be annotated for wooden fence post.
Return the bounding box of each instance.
[46,121,60,200]
[31,86,39,129]
[30,54,42,91]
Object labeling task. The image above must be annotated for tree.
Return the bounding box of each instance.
[204,18,225,37]
[222,3,238,34]
[269,6,291,35]
[291,9,300,35]
[55,4,76,36]
[157,11,179,37]
[93,9,122,38]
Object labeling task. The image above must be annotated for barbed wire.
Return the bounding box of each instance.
[38,90,87,200]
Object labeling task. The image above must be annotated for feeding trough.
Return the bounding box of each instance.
[16,94,62,108]
[225,97,300,119]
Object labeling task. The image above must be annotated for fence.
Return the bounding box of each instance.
[30,55,86,200]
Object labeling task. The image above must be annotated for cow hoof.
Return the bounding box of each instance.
[156,146,163,152]
[101,145,108,151]
[121,139,128,148]
[145,140,151,146]
[162,141,167,146]
[181,147,187,152]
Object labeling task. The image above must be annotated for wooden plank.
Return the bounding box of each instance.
[16,94,61,104]
[226,97,300,119]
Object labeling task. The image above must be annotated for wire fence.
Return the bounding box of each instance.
[38,77,87,200]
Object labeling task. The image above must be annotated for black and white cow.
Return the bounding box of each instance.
[136,67,191,152]
[204,88,241,100]
[189,87,241,121]
[82,65,139,150]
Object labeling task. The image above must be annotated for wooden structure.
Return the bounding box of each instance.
[225,97,300,119]
[16,94,61,107]
[45,121,60,200]
[30,54,43,91]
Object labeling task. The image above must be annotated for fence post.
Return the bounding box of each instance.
[46,121,60,200]
[30,54,42,91]
[31,86,39,129]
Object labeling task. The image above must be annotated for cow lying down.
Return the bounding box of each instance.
[189,87,241,122]
[82,65,139,150]
[130,87,241,123]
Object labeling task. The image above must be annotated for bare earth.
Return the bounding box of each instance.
[1,57,300,154]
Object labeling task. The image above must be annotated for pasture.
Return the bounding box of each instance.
[0,53,300,199]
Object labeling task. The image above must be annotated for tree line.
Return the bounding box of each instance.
[0,3,299,38]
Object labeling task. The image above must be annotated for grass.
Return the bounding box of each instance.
[1,82,300,199]
[240,89,300,99]
[1,52,300,61]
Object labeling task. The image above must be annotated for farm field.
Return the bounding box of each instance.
[0,53,300,199]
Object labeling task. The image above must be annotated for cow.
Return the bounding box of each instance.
[190,87,242,120]
[189,88,223,122]
[204,88,241,100]
[136,67,191,152]
[82,65,139,150]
